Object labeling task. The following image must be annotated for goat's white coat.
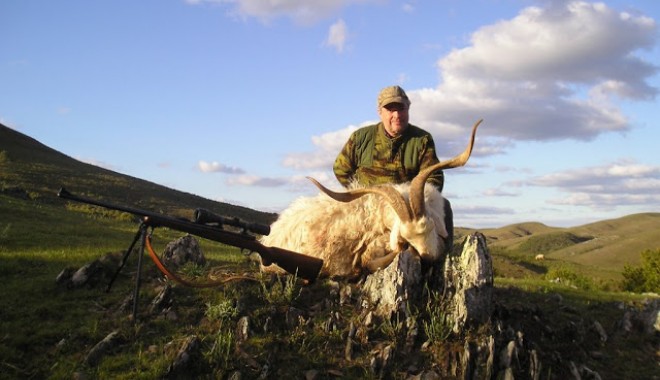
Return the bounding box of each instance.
[260,182,448,278]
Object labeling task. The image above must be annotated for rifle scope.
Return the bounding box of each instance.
[193,208,271,236]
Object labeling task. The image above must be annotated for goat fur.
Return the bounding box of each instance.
[259,181,447,279]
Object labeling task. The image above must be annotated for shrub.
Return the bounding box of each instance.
[622,248,660,293]
[545,266,594,290]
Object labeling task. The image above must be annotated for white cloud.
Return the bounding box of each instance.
[198,160,245,174]
[226,174,287,187]
[402,3,415,14]
[407,1,657,145]
[282,123,360,170]
[528,160,660,209]
[325,19,349,53]
[188,0,378,25]
[482,188,520,197]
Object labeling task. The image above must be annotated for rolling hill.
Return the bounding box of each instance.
[2,122,658,279]
[0,123,277,225]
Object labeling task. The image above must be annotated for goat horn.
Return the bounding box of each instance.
[306,177,413,223]
[409,119,482,219]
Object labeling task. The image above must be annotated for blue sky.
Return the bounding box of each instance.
[1,0,659,228]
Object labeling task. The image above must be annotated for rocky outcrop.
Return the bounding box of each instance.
[161,234,206,269]
[361,232,493,332]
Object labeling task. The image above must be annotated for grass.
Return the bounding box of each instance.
[1,196,658,379]
[2,122,658,378]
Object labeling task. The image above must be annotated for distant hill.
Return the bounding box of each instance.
[2,122,658,279]
[0,123,277,225]
[457,212,659,279]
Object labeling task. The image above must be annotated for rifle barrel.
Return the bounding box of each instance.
[57,188,323,281]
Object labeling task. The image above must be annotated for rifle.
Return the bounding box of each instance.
[58,188,324,317]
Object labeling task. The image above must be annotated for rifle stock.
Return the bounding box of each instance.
[57,188,323,282]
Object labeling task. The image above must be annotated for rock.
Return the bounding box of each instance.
[339,284,353,305]
[404,316,419,353]
[149,284,173,314]
[499,340,517,370]
[85,330,121,366]
[55,267,75,286]
[59,252,121,288]
[443,233,494,333]
[529,349,542,380]
[71,259,103,287]
[362,249,422,318]
[236,316,250,342]
[166,335,201,377]
[406,370,441,380]
[304,369,320,380]
[370,344,394,378]
[641,299,660,335]
[592,320,607,343]
[161,235,206,269]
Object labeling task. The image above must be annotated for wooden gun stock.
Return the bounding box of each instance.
[258,245,324,282]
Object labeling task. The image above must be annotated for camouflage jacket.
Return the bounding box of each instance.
[333,122,444,191]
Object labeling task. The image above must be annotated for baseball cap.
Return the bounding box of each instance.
[377,85,411,108]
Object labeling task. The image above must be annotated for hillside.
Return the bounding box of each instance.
[3,122,658,279]
[0,123,276,225]
[456,212,659,278]
[1,123,658,379]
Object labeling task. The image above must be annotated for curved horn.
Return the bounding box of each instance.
[409,119,482,218]
[306,177,413,223]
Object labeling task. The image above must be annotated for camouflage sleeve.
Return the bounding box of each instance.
[333,133,357,188]
[420,135,445,192]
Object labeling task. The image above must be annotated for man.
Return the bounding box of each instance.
[333,85,454,252]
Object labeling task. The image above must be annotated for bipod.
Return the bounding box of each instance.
[106,221,151,321]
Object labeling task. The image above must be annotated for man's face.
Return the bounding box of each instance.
[379,102,409,138]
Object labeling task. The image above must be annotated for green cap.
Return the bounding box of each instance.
[377,85,411,108]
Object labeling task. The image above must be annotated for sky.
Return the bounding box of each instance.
[1,0,659,229]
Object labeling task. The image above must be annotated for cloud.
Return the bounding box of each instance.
[325,19,349,53]
[528,159,660,209]
[224,171,336,194]
[266,2,657,170]
[402,3,415,13]
[187,0,377,25]
[482,188,520,197]
[455,205,516,216]
[226,174,288,187]
[282,123,360,170]
[407,1,657,145]
[77,157,118,171]
[57,107,71,115]
[198,160,245,174]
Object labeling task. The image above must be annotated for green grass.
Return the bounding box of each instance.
[2,194,658,379]
[0,193,252,379]
[1,124,659,379]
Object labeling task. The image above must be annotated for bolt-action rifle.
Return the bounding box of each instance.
[58,187,323,281]
[58,188,323,317]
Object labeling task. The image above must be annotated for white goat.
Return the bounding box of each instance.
[260,120,482,279]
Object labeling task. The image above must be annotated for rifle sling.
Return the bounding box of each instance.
[144,235,256,288]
